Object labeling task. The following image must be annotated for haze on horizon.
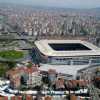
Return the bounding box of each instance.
[0,0,100,9]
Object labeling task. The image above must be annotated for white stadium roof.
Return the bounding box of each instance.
[39,64,89,77]
[35,40,100,57]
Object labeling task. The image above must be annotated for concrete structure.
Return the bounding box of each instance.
[35,40,100,57]
[35,40,100,78]
[48,69,57,84]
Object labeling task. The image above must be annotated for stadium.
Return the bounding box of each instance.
[34,40,100,78]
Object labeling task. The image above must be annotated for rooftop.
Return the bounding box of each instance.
[35,40,100,57]
[39,64,89,77]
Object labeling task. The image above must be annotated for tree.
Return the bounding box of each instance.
[0,64,7,77]
[7,61,16,69]
[27,62,33,68]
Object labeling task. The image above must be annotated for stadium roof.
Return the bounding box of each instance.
[35,40,100,57]
[39,64,89,77]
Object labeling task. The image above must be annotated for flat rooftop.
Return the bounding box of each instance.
[35,40,100,57]
[39,64,89,77]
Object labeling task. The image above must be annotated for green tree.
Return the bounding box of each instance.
[27,62,33,68]
[7,61,16,69]
[0,64,8,77]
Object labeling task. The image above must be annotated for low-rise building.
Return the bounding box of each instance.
[65,80,88,90]
[26,71,42,87]
[6,69,22,89]
[6,66,42,89]
[48,69,57,84]
[55,78,65,91]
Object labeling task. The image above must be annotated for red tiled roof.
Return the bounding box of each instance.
[6,65,39,75]
[55,78,65,89]
[67,80,88,87]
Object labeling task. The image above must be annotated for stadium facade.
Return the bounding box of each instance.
[34,40,100,78]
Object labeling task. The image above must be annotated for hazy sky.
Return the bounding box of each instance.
[0,0,100,8]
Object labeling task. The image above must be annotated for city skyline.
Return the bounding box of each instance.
[0,0,100,9]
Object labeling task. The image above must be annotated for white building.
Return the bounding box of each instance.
[34,40,100,79]
[27,72,42,87]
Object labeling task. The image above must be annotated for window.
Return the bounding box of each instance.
[73,60,89,65]
[91,59,100,64]
[51,58,71,65]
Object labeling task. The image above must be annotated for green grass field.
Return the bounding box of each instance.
[0,50,24,60]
